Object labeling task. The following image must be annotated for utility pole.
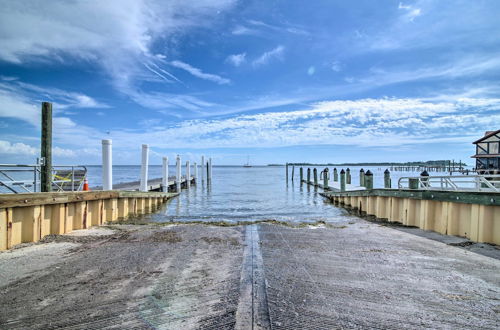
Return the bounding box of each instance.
[40,102,52,192]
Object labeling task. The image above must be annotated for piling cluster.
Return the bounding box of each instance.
[101,140,212,193]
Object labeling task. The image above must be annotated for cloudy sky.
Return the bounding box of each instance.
[1,0,499,165]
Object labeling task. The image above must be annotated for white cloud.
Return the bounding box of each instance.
[397,2,421,21]
[170,60,230,85]
[252,45,285,67]
[232,25,257,35]
[226,53,246,67]
[0,0,235,111]
[0,140,37,155]
[331,61,342,72]
[88,97,500,150]
[0,88,39,125]
[307,66,315,75]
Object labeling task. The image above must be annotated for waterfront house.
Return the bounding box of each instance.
[472,129,500,174]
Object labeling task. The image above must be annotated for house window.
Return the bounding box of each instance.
[477,143,488,154]
[487,158,499,169]
[490,142,499,154]
[476,158,487,169]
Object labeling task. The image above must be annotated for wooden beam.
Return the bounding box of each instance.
[41,102,52,192]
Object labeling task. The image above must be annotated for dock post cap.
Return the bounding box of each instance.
[384,168,390,173]
[142,144,148,148]
[102,139,112,145]
[365,170,373,175]
[340,169,345,174]
[360,168,364,172]
[420,170,429,176]
[346,168,350,171]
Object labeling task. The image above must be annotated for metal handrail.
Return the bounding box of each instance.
[0,164,87,193]
[398,175,500,192]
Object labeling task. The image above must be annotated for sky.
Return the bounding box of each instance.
[1,0,499,166]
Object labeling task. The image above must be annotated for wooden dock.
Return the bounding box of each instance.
[92,176,195,192]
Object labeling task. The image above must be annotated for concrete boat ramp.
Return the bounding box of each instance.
[0,217,499,329]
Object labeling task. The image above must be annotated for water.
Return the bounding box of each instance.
[2,165,459,223]
[87,165,450,224]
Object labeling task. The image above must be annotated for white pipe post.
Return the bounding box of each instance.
[201,155,205,182]
[176,155,181,192]
[140,144,149,192]
[208,157,212,183]
[186,160,191,188]
[162,156,169,192]
[193,162,197,182]
[102,139,113,190]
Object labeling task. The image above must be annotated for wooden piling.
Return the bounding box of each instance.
[307,168,311,183]
[300,167,303,182]
[384,169,391,188]
[365,170,373,190]
[359,168,365,187]
[346,168,351,184]
[41,102,52,192]
[322,167,329,189]
[313,168,318,186]
[333,168,338,182]
[340,169,346,192]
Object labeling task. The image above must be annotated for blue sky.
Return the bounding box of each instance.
[1,0,499,165]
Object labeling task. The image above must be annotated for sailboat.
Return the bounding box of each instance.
[243,155,252,168]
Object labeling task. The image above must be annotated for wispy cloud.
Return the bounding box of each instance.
[252,45,285,67]
[170,60,230,85]
[398,2,421,21]
[226,53,246,67]
[232,25,257,35]
[48,97,500,150]
[0,0,235,111]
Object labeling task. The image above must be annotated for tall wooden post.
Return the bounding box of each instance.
[286,163,289,183]
[365,170,373,190]
[299,167,303,182]
[384,169,391,188]
[340,169,346,192]
[307,168,311,183]
[359,168,365,187]
[346,168,351,184]
[41,102,52,192]
[322,167,329,189]
[313,168,318,186]
[333,168,338,182]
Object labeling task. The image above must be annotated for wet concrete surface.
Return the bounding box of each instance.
[0,220,499,329]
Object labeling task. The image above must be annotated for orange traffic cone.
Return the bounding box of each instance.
[83,179,90,191]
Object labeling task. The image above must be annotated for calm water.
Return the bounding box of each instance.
[86,165,447,224]
[3,165,456,223]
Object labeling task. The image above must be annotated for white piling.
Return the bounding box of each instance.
[140,144,149,192]
[186,160,191,188]
[162,156,169,192]
[102,139,113,190]
[201,155,205,182]
[176,155,181,192]
[193,162,197,182]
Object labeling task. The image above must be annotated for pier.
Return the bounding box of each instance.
[291,164,500,245]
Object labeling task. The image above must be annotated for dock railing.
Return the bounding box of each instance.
[0,164,87,193]
[398,174,500,192]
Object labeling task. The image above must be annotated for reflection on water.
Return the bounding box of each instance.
[147,165,457,224]
[152,166,344,224]
[80,165,455,224]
